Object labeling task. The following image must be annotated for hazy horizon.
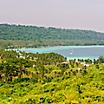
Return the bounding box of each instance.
[0,0,104,32]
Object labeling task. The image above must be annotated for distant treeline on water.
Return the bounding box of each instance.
[0,24,104,48]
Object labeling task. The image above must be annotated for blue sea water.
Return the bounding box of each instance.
[13,45,104,60]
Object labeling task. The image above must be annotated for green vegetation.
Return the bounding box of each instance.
[0,24,104,48]
[0,50,104,103]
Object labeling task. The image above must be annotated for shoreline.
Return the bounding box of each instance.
[6,45,104,60]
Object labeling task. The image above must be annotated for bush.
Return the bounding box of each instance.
[13,78,38,83]
[25,98,36,104]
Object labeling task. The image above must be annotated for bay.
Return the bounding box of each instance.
[15,45,104,60]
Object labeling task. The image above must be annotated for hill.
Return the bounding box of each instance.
[1,50,104,103]
[0,24,104,48]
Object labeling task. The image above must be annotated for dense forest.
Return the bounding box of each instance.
[0,24,104,48]
[1,50,104,103]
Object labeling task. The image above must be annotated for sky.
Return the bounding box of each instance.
[0,0,104,32]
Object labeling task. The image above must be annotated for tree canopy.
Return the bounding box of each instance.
[0,24,104,48]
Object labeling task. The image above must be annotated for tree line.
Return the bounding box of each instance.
[0,24,104,48]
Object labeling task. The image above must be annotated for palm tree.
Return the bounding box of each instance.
[0,63,4,81]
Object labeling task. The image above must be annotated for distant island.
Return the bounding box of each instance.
[0,24,104,49]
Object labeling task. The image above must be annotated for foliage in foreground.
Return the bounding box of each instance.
[0,50,104,104]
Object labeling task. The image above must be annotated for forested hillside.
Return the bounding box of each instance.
[0,24,104,48]
[1,50,104,103]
